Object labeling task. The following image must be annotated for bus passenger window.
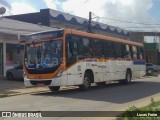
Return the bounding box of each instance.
[132,46,137,60]
[66,39,79,67]
[139,47,144,59]
[137,47,140,59]
[101,41,106,57]
[129,45,133,59]
[92,39,102,58]
[67,41,78,59]
[114,43,123,58]
[124,45,131,59]
[80,38,91,58]
[67,42,73,59]
[105,41,112,58]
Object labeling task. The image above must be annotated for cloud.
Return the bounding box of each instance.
[101,0,160,32]
[44,0,57,10]
[0,0,11,9]
[5,0,156,25]
[4,0,159,31]
[54,0,159,31]
[103,0,153,23]
[59,0,154,22]
[0,0,11,15]
[61,0,106,19]
[9,2,37,15]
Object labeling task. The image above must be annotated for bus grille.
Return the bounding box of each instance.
[30,80,52,86]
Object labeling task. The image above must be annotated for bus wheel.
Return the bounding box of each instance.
[96,82,106,86]
[49,86,60,92]
[79,73,91,90]
[119,70,131,84]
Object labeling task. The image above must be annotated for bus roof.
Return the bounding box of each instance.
[64,29,143,47]
[26,28,143,47]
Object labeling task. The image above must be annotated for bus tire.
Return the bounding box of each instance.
[49,86,60,92]
[119,70,131,84]
[79,73,91,90]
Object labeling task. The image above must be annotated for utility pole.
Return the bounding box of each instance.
[88,12,92,33]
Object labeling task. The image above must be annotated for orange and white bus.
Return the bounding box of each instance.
[23,29,146,91]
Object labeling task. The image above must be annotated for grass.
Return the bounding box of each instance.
[0,91,21,98]
[0,94,9,98]
[121,98,160,120]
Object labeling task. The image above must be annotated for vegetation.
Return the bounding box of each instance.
[0,94,9,98]
[121,98,160,120]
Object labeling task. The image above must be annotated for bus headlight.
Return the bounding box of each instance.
[56,69,63,77]
[23,72,27,78]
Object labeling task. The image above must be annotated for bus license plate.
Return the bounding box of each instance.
[37,83,45,87]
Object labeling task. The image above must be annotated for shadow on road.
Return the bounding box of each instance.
[33,80,160,104]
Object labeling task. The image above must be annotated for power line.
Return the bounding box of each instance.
[122,26,160,28]
[91,12,160,26]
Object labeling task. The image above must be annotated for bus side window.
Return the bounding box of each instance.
[124,44,131,59]
[139,47,144,59]
[66,36,78,67]
[92,39,102,58]
[102,40,106,57]
[129,45,133,59]
[105,41,110,58]
[81,37,91,58]
[67,41,73,59]
[122,44,125,58]
[112,42,116,58]
[108,42,114,58]
[132,46,137,60]
[67,41,78,58]
[123,44,132,59]
[137,47,140,59]
[115,43,123,58]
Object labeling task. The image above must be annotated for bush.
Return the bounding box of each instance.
[121,98,160,120]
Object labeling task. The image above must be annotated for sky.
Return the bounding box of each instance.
[0,0,160,32]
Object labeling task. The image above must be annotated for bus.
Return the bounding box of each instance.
[23,29,146,92]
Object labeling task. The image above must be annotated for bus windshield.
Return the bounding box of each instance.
[24,40,62,72]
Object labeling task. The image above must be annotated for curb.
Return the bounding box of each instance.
[0,86,75,98]
[0,87,49,98]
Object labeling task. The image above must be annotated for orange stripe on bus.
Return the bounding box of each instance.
[64,29,143,47]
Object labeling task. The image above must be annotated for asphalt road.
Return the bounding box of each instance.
[0,79,24,92]
[0,77,160,120]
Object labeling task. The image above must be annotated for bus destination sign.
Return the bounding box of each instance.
[26,31,63,41]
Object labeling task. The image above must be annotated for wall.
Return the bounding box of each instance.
[6,9,50,26]
[50,20,130,40]
[6,9,131,41]
[144,43,160,65]
[0,32,23,76]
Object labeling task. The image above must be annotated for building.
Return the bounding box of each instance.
[144,43,160,65]
[0,18,53,77]
[6,9,135,42]
[132,32,160,65]
[5,9,160,66]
